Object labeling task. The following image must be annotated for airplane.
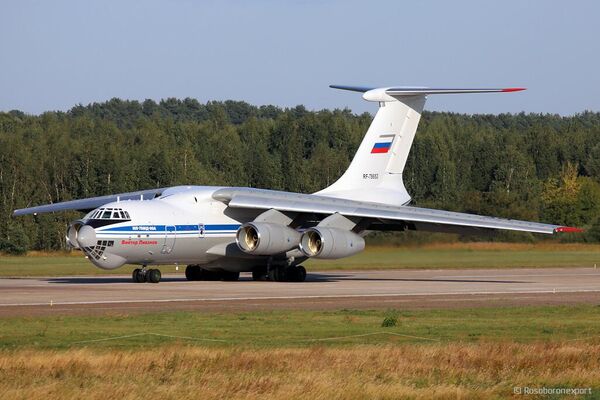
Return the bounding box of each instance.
[12,85,582,283]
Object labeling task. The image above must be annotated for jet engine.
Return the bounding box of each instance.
[66,220,97,250]
[66,220,84,249]
[236,222,301,255]
[299,227,365,259]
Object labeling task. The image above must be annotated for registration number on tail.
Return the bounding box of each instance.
[363,173,379,180]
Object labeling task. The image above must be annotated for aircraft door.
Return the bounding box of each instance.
[162,225,176,254]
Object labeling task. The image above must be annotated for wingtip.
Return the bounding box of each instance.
[554,226,585,233]
[502,87,527,92]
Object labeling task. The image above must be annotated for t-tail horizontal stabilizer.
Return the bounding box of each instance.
[317,85,526,206]
[329,85,526,102]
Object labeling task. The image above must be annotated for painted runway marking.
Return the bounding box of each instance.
[434,273,600,279]
[2,289,600,307]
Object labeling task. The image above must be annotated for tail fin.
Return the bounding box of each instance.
[317,85,525,206]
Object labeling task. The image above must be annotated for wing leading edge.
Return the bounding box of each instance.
[212,188,581,235]
[12,188,167,216]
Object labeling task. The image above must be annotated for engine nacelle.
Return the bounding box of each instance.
[236,222,301,255]
[66,220,84,249]
[299,227,365,259]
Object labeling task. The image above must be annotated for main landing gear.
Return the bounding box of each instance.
[253,265,307,282]
[185,265,240,281]
[183,265,307,282]
[132,267,161,283]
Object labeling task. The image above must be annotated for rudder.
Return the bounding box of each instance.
[317,85,525,206]
[317,94,425,206]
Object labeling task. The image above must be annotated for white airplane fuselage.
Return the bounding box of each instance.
[72,186,264,271]
[17,85,574,283]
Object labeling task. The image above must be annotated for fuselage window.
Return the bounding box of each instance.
[101,210,112,219]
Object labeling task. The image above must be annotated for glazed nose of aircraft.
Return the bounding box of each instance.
[77,225,97,248]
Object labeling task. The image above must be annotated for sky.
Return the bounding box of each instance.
[1,0,599,115]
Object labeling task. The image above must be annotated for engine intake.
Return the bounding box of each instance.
[66,221,84,249]
[299,227,365,259]
[236,222,301,255]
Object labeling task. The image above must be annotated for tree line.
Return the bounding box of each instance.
[2,97,600,253]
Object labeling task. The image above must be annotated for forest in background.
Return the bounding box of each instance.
[2,97,600,253]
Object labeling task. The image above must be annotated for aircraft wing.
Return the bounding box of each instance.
[12,188,167,216]
[212,188,579,235]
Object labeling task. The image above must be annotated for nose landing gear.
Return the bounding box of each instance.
[132,267,161,283]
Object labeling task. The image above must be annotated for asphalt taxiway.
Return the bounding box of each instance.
[1,268,600,316]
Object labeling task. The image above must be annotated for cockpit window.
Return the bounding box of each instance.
[92,207,131,220]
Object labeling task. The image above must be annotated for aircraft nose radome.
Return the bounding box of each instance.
[77,225,97,248]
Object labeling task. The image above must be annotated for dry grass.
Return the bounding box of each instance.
[0,342,598,399]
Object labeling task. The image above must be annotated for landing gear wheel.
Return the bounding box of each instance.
[185,265,201,281]
[252,267,268,281]
[291,265,307,282]
[133,268,146,283]
[221,271,240,281]
[147,268,161,283]
[198,270,217,281]
[267,266,307,282]
[268,266,288,282]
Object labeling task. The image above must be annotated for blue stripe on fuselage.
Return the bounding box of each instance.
[98,224,241,233]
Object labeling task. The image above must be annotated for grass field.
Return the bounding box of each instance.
[1,242,600,277]
[1,306,600,399]
[2,243,600,398]
[2,306,600,349]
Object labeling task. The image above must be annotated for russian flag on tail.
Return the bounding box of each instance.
[371,134,395,154]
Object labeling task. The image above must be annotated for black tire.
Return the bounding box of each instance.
[252,268,268,281]
[135,268,147,283]
[147,269,161,283]
[185,265,199,281]
[295,265,307,282]
[132,268,141,283]
[287,266,307,282]
[203,270,219,281]
[285,267,296,282]
[268,267,288,282]
[221,271,240,281]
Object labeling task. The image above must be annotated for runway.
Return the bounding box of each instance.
[2,268,600,316]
